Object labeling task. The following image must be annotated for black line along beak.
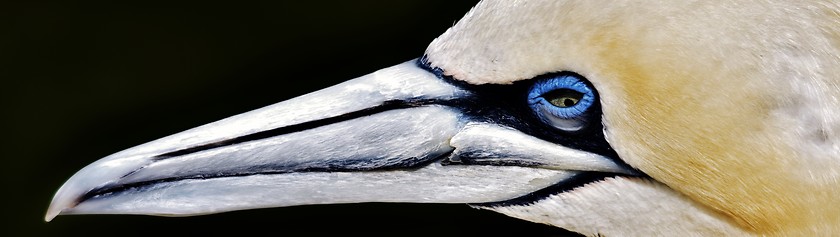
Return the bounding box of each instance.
[46,59,635,221]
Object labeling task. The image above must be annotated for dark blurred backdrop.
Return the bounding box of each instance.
[3,1,580,236]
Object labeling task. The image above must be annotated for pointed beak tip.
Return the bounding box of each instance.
[45,185,82,222]
[45,205,62,222]
[45,192,75,222]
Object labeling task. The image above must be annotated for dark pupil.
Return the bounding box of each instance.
[544,89,583,108]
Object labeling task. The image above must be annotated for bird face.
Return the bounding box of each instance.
[48,0,840,236]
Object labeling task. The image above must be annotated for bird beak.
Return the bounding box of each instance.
[46,59,634,221]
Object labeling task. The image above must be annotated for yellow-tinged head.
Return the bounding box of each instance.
[426,0,840,234]
[47,0,840,235]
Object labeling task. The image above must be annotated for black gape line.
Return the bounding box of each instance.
[417,56,643,206]
[417,56,634,171]
[78,56,642,207]
[153,99,447,160]
[473,172,622,208]
[154,56,623,168]
[79,150,460,207]
[78,99,458,204]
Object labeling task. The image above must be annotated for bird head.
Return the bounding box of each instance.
[47,1,840,236]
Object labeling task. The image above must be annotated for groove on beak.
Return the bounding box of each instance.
[47,59,634,221]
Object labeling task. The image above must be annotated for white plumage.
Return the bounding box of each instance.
[48,1,840,236]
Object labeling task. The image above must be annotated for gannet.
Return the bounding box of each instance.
[46,1,840,236]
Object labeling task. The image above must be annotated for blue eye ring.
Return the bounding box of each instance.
[527,74,596,131]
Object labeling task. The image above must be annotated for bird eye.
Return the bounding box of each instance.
[527,74,595,132]
[544,89,583,108]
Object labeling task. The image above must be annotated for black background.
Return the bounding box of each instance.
[4,1,580,236]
